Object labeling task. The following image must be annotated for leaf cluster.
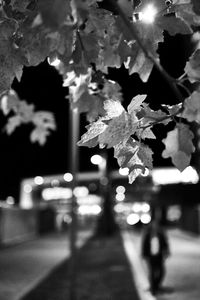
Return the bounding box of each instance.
[0,0,200,182]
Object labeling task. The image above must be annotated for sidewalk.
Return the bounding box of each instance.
[122,228,200,300]
[0,230,92,300]
[21,232,140,300]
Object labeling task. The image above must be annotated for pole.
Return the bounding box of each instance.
[69,108,79,300]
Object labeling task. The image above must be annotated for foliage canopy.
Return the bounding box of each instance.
[1,0,200,183]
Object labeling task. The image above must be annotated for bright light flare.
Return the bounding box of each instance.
[116,185,126,194]
[141,203,150,213]
[90,154,103,165]
[119,167,129,176]
[6,196,15,205]
[73,186,89,198]
[127,213,140,225]
[24,184,32,193]
[115,193,125,202]
[132,202,142,213]
[63,173,73,182]
[34,176,44,185]
[78,204,101,215]
[140,213,151,224]
[48,57,61,68]
[140,4,157,24]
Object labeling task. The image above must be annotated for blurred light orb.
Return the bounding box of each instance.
[116,193,125,202]
[140,4,157,23]
[34,176,44,185]
[140,213,151,224]
[181,166,199,184]
[48,57,61,67]
[73,186,89,198]
[116,185,126,194]
[114,203,125,213]
[141,203,150,213]
[63,173,73,182]
[6,196,15,205]
[100,177,109,186]
[91,154,103,165]
[51,179,60,187]
[132,202,142,213]
[119,167,129,176]
[24,184,32,193]
[141,168,150,177]
[127,213,140,225]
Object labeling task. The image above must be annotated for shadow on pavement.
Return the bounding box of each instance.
[21,233,140,300]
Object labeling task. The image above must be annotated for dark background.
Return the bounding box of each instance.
[0,32,195,200]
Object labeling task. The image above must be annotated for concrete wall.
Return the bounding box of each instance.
[0,207,38,245]
[180,205,200,234]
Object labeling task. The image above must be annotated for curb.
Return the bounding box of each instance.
[121,230,156,300]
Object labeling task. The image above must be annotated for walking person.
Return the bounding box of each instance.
[141,216,170,295]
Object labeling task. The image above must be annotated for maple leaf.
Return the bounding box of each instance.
[98,35,121,69]
[117,0,134,18]
[114,138,153,183]
[30,126,51,145]
[182,91,200,122]
[0,90,20,115]
[77,120,107,147]
[156,15,192,36]
[17,101,35,122]
[127,45,154,82]
[162,123,195,171]
[173,3,200,27]
[126,21,163,82]
[127,94,147,114]
[136,127,156,140]
[38,0,71,29]
[98,111,138,148]
[103,99,124,119]
[137,144,153,170]
[32,111,56,130]
[19,25,52,67]
[72,91,105,122]
[161,103,182,115]
[10,0,31,12]
[140,105,169,125]
[30,111,56,145]
[5,115,22,134]
[98,112,131,148]
[0,20,25,95]
[184,49,200,83]
[101,80,123,102]
[191,0,200,15]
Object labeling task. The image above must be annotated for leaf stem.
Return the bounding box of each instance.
[108,0,185,103]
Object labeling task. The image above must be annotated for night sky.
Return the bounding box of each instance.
[0,31,195,200]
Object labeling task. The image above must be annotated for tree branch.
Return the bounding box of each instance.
[108,0,185,103]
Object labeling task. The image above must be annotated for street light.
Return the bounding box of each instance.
[90,154,107,176]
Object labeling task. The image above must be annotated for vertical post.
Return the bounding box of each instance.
[69,108,79,300]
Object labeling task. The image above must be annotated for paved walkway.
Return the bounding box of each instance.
[0,230,92,300]
[122,228,200,300]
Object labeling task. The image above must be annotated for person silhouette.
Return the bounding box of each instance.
[141,211,170,295]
